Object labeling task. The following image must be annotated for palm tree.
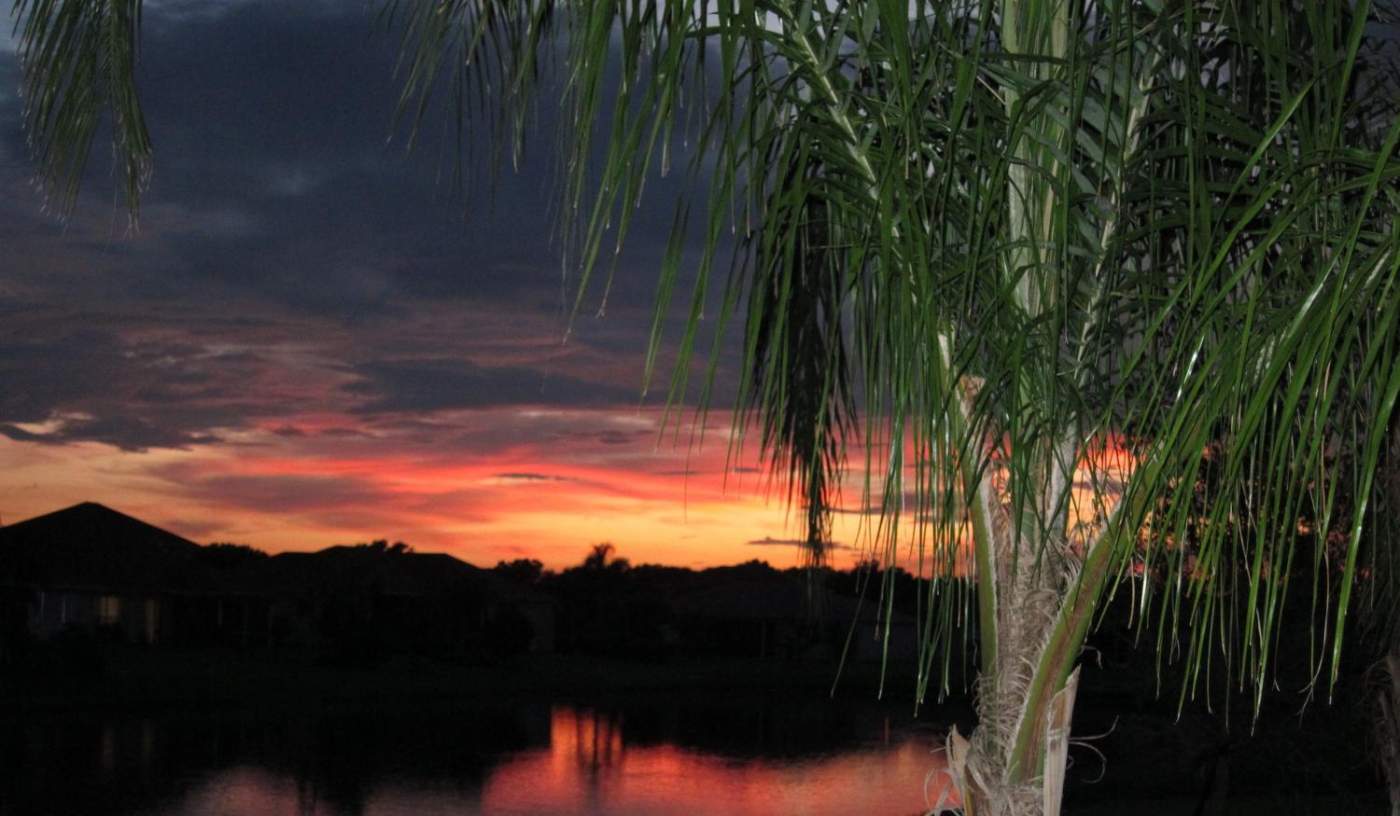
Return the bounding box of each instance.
[12,0,1400,813]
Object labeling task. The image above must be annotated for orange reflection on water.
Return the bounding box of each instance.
[470,706,952,816]
[147,706,952,816]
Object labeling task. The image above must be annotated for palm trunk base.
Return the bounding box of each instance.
[947,669,1080,816]
[962,785,1043,816]
[948,733,1039,816]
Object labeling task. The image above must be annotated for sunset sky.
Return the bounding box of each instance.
[0,0,896,569]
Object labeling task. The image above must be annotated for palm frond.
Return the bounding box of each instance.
[12,0,151,219]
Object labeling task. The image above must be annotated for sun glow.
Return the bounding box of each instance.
[0,399,1137,573]
[0,409,869,569]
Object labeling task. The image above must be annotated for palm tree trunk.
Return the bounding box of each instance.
[941,425,1099,815]
[952,503,1090,815]
[955,648,1081,815]
[948,727,1042,816]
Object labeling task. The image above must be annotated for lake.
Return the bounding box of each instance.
[5,692,1387,816]
[0,696,957,816]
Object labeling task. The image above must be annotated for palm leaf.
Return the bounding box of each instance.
[12,0,151,218]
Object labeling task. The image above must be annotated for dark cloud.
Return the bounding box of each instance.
[318,427,374,438]
[0,329,294,450]
[1,0,735,456]
[362,409,661,460]
[493,472,575,483]
[547,427,653,447]
[599,429,646,445]
[0,416,219,452]
[0,425,45,444]
[53,0,681,317]
[342,357,635,414]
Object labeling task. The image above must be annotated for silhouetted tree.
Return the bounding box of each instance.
[199,542,270,568]
[582,543,613,570]
[352,540,413,555]
[494,558,547,585]
[582,543,629,573]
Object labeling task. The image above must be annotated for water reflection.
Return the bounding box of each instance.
[1,702,949,816]
[470,707,951,815]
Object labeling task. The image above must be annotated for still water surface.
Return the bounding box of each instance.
[2,698,954,816]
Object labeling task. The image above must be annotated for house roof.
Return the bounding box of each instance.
[0,502,204,594]
[0,502,548,605]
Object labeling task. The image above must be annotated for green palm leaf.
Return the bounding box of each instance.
[13,0,150,218]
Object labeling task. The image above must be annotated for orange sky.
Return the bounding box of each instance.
[0,407,887,570]
[0,405,1132,572]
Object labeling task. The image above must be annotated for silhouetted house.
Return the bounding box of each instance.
[0,503,202,645]
[0,503,557,659]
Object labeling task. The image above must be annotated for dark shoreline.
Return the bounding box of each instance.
[1,647,1392,813]
[0,648,951,713]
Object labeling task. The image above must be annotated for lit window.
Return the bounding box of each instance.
[98,595,121,626]
[144,600,159,644]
